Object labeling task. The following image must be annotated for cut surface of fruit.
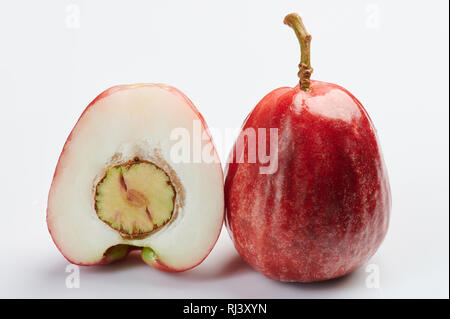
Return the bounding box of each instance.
[95,160,175,239]
[47,84,224,271]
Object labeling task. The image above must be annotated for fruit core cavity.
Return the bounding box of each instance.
[95,159,176,239]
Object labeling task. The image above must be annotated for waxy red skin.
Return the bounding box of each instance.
[225,80,391,282]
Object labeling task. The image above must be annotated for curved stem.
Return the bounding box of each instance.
[284,13,313,91]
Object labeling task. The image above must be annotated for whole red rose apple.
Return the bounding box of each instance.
[224,13,391,282]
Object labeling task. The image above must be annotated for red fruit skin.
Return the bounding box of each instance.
[225,80,391,282]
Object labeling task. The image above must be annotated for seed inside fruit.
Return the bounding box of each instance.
[95,160,176,239]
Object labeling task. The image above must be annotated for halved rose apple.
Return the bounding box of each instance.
[47,84,224,271]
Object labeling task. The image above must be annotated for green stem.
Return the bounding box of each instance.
[284,13,313,91]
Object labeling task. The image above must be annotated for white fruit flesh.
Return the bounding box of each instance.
[47,84,224,270]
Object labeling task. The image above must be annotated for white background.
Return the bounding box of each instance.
[0,0,448,298]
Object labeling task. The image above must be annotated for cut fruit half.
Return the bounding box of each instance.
[47,84,224,272]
